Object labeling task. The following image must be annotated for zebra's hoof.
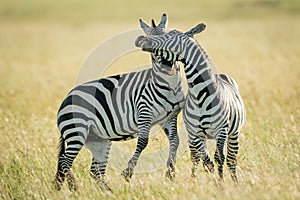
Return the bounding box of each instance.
[203,161,214,173]
[99,181,113,192]
[191,171,197,178]
[66,170,78,191]
[121,168,133,182]
[231,174,238,183]
[54,180,63,190]
[54,171,65,190]
[191,166,197,178]
[165,169,176,181]
[67,179,78,191]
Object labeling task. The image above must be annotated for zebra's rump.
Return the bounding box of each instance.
[216,74,240,94]
[57,71,149,139]
[184,77,245,137]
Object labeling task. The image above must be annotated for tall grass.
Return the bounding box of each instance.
[0,1,299,199]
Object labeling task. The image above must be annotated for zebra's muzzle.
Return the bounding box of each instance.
[135,35,153,52]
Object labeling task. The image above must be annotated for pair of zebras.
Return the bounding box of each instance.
[55,14,246,191]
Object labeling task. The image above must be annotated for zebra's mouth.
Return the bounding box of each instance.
[168,64,176,76]
[159,59,179,76]
[166,62,180,76]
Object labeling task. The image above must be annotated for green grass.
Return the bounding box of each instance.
[0,0,300,199]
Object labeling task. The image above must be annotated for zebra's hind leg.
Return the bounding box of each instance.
[189,135,214,177]
[55,133,85,191]
[189,144,200,177]
[214,134,227,180]
[54,167,65,190]
[55,163,77,191]
[226,132,239,182]
[85,138,112,191]
[162,117,179,180]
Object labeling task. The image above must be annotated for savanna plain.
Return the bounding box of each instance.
[0,0,299,199]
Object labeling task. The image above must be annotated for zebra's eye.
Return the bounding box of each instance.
[155,56,162,63]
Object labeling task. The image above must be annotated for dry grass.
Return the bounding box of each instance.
[0,1,299,199]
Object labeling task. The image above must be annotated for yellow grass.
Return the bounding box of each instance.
[0,1,299,199]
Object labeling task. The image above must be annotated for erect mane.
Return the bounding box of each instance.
[193,38,217,73]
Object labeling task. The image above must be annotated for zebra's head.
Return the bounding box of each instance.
[136,23,206,64]
[140,14,180,76]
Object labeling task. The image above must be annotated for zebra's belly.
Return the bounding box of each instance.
[184,119,219,139]
[152,103,182,124]
[86,129,137,142]
[88,116,139,141]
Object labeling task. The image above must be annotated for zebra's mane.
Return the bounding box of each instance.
[193,38,218,74]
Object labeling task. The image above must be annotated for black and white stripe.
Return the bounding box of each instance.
[136,24,246,182]
[54,14,185,191]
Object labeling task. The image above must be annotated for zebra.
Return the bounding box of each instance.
[54,14,204,192]
[135,24,246,182]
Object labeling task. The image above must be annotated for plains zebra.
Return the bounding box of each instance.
[54,14,203,192]
[136,24,246,182]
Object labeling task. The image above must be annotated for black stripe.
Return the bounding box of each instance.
[64,131,86,141]
[61,123,87,136]
[58,112,88,127]
[149,84,165,108]
[76,85,121,137]
[193,71,211,87]
[66,94,111,137]
[206,94,220,111]
[98,77,118,95]
[67,140,84,146]
[228,114,237,134]
[58,95,73,114]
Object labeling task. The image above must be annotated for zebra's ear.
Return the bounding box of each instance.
[140,18,152,34]
[157,13,168,29]
[185,23,206,37]
[151,19,157,28]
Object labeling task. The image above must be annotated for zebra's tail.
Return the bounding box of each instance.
[58,136,65,159]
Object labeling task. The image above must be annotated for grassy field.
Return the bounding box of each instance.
[0,0,299,199]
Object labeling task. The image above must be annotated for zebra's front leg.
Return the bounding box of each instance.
[214,134,227,180]
[121,120,152,182]
[85,138,112,191]
[162,117,179,180]
[90,158,112,192]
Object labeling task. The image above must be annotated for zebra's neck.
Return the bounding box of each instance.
[182,40,218,96]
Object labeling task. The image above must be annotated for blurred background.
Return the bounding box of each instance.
[1,0,299,23]
[0,0,299,199]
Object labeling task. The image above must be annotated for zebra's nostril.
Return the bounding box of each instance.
[135,35,147,47]
[138,40,144,47]
[141,40,154,52]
